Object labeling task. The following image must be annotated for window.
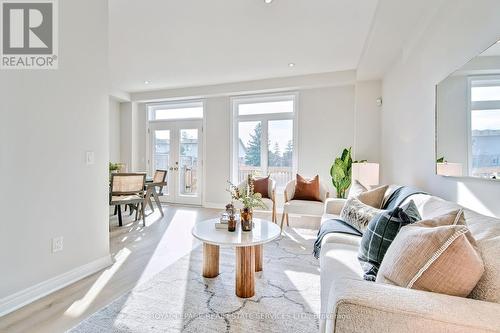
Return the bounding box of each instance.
[469,77,500,178]
[148,101,203,121]
[232,94,297,189]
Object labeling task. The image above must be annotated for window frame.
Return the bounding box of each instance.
[467,75,500,176]
[230,92,299,183]
[147,100,204,122]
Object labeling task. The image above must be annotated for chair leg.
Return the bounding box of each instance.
[286,213,290,227]
[142,202,146,227]
[113,205,118,216]
[117,205,123,227]
[147,196,154,212]
[272,204,277,223]
[153,191,164,216]
[280,210,286,231]
[134,204,139,221]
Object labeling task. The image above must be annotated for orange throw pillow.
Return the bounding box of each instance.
[253,176,270,199]
[293,174,321,201]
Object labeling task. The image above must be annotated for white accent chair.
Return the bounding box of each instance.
[280,179,329,230]
[235,178,277,223]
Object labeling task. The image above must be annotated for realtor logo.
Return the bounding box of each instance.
[1,0,58,69]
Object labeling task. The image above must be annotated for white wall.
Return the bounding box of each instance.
[120,102,147,172]
[298,86,356,195]
[124,80,380,206]
[0,0,111,314]
[354,80,382,162]
[109,98,121,162]
[204,97,232,206]
[381,0,500,217]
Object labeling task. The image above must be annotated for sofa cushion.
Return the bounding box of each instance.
[321,231,361,247]
[319,241,363,317]
[356,185,389,209]
[293,174,321,201]
[284,199,324,216]
[253,176,270,199]
[376,209,484,298]
[358,200,421,281]
[340,197,382,232]
[403,194,500,303]
[348,179,367,197]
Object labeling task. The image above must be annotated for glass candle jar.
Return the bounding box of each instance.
[228,216,236,232]
[240,208,253,231]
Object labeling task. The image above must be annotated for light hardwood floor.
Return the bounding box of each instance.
[0,205,222,333]
[0,206,317,333]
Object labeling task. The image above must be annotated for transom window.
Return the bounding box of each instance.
[148,101,203,121]
[232,93,297,190]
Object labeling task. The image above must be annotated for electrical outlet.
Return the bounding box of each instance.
[52,236,63,253]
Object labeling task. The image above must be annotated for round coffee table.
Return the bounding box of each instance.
[191,218,281,298]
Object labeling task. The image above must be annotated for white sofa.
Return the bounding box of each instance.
[319,190,500,333]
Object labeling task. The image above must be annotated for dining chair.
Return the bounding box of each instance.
[110,173,146,227]
[145,170,168,215]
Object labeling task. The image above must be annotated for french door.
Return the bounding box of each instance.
[149,120,203,205]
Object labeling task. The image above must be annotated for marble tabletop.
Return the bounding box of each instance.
[191,218,281,247]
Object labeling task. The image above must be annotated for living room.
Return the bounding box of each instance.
[1,0,500,332]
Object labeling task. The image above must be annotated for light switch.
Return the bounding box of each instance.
[86,151,95,165]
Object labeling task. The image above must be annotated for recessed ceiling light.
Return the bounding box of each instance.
[264,0,273,3]
[144,80,151,84]
[288,63,295,68]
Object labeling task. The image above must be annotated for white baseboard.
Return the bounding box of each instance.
[0,254,113,317]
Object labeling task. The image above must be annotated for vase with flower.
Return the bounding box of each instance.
[227,175,267,231]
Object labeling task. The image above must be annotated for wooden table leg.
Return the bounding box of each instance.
[254,244,263,272]
[202,243,219,278]
[236,246,255,298]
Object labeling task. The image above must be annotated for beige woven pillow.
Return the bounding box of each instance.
[376,209,485,297]
[340,197,382,232]
[356,185,388,209]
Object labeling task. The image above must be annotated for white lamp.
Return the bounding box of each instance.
[352,162,380,188]
[436,162,463,177]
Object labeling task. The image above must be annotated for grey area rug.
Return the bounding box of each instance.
[69,228,320,333]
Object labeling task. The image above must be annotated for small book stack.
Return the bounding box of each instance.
[215,214,229,229]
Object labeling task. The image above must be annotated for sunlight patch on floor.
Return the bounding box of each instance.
[64,248,131,318]
[136,208,200,285]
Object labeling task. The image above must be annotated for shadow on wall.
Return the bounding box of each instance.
[433,176,500,217]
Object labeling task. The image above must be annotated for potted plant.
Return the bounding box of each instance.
[109,162,121,173]
[330,148,366,198]
[227,175,267,231]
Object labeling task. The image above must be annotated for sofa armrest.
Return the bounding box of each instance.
[324,278,500,333]
[323,198,347,215]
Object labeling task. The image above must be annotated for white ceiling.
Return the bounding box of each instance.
[109,0,378,93]
[356,0,447,80]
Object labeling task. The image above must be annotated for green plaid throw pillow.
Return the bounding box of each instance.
[358,200,421,281]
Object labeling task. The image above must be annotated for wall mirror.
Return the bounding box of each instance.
[436,39,500,180]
